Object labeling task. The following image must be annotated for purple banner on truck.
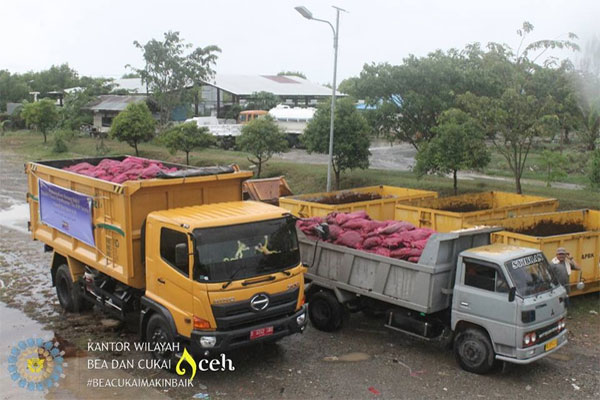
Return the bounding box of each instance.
[38,179,95,247]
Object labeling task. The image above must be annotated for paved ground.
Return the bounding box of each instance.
[0,148,598,400]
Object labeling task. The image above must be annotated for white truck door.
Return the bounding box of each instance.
[453,258,517,351]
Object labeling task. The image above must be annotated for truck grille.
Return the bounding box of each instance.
[535,321,560,342]
[211,288,299,330]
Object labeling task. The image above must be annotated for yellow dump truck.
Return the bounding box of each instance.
[394,191,559,232]
[26,157,307,362]
[279,185,438,220]
[481,209,600,296]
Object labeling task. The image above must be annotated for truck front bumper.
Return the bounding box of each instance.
[495,329,568,364]
[190,305,307,354]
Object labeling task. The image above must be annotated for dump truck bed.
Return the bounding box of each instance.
[483,209,600,295]
[299,228,495,314]
[27,156,253,289]
[280,185,437,220]
[394,191,558,232]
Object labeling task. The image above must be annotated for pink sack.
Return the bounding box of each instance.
[326,212,338,225]
[342,218,371,230]
[382,235,404,249]
[373,248,391,258]
[141,165,162,179]
[378,221,416,235]
[363,236,382,249]
[67,162,94,173]
[328,224,343,241]
[399,228,435,247]
[390,247,422,259]
[360,220,387,234]
[408,256,421,263]
[335,230,363,249]
[411,239,429,250]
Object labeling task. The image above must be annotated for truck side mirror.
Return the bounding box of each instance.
[175,243,189,270]
[508,287,516,302]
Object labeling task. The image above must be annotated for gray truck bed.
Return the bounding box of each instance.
[299,228,495,314]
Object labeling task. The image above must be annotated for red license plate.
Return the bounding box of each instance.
[250,326,274,340]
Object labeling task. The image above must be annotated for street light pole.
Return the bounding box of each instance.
[295,5,346,192]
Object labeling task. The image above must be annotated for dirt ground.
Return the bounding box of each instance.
[1,148,599,400]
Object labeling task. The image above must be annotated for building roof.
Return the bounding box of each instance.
[111,75,336,98]
[201,74,334,97]
[86,95,147,112]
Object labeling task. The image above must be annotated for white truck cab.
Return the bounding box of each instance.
[452,244,567,372]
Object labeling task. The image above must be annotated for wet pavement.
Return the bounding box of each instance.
[1,147,599,399]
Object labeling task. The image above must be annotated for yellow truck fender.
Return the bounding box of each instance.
[50,251,85,286]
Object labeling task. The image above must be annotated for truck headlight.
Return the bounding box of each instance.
[523,332,537,347]
[200,336,216,348]
[296,313,306,325]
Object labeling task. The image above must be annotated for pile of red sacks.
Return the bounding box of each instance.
[63,157,178,184]
[296,211,435,263]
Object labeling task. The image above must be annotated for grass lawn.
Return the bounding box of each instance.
[2,130,598,210]
[483,142,591,186]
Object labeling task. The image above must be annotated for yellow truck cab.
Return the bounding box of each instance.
[26,157,307,363]
[142,201,307,359]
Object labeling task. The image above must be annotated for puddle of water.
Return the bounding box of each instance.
[0,302,169,399]
[0,203,30,234]
[323,352,371,362]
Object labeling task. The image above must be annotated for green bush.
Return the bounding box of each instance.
[52,129,76,153]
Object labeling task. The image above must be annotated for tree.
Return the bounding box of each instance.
[21,99,59,143]
[245,91,280,111]
[237,115,288,177]
[0,70,30,111]
[110,102,155,156]
[277,71,307,79]
[460,22,578,193]
[303,98,371,189]
[161,122,215,165]
[539,150,568,187]
[348,51,477,150]
[415,109,490,194]
[132,31,220,125]
[589,149,600,190]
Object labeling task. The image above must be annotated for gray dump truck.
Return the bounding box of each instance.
[300,227,568,374]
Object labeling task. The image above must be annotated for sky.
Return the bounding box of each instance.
[2,0,598,84]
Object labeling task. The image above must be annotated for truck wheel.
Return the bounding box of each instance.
[55,264,91,312]
[308,291,345,332]
[146,314,177,368]
[454,328,495,374]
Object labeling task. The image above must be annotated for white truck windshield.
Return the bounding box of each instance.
[505,253,558,297]
[193,217,299,282]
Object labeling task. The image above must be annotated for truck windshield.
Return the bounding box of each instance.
[505,253,557,297]
[192,217,299,282]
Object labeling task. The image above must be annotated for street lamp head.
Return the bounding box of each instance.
[295,6,313,19]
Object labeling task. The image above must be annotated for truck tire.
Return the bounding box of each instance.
[453,328,495,374]
[308,291,345,332]
[146,314,177,368]
[55,264,91,312]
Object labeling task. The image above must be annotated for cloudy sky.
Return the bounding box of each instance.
[2,0,598,84]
